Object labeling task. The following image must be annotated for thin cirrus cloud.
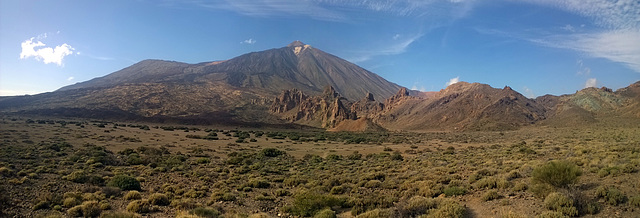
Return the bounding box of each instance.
[348,33,424,63]
[519,0,640,73]
[20,37,74,66]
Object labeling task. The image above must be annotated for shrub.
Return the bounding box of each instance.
[532,161,581,188]
[530,183,555,199]
[244,179,270,188]
[285,192,347,217]
[260,148,285,157]
[63,197,80,208]
[443,186,466,196]
[124,191,142,200]
[81,201,102,217]
[68,205,84,217]
[426,199,466,218]
[190,207,221,217]
[595,186,626,206]
[535,211,568,218]
[624,195,640,208]
[356,208,396,218]
[543,192,577,217]
[148,193,170,206]
[100,211,140,218]
[512,182,528,192]
[32,200,49,210]
[108,175,141,191]
[474,177,497,189]
[482,190,501,201]
[314,208,337,218]
[401,196,437,217]
[126,200,151,213]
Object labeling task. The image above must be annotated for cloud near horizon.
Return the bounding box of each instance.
[446,76,460,86]
[20,37,74,66]
[585,78,597,88]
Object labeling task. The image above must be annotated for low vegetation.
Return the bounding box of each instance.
[1,117,638,217]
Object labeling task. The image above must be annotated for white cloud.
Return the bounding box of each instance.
[523,86,535,98]
[533,30,640,72]
[349,33,423,62]
[393,34,401,40]
[446,76,460,86]
[20,37,74,66]
[561,24,576,32]
[67,76,74,81]
[585,78,597,88]
[520,0,640,30]
[241,38,256,44]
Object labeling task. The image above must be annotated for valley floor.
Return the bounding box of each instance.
[1,115,639,217]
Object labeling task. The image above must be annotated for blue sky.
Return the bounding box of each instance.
[1,0,639,97]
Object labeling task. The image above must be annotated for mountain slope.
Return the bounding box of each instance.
[59,41,402,101]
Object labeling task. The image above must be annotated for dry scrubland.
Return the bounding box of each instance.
[1,116,639,218]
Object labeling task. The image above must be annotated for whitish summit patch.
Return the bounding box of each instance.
[288,40,311,55]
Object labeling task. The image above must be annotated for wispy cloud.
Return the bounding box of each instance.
[20,36,74,66]
[523,86,535,98]
[585,78,597,88]
[241,38,256,44]
[446,76,460,86]
[67,76,74,81]
[532,30,640,72]
[348,33,423,62]
[168,0,476,22]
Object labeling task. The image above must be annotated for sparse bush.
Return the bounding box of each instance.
[32,200,50,210]
[314,208,337,218]
[63,197,80,208]
[535,211,568,218]
[148,193,170,206]
[595,186,626,205]
[443,186,466,196]
[530,183,555,199]
[532,161,581,188]
[629,196,640,208]
[124,191,142,200]
[190,207,221,217]
[474,177,497,189]
[260,148,285,157]
[108,175,141,191]
[284,192,347,217]
[126,200,151,213]
[401,196,437,217]
[482,190,501,201]
[100,211,141,218]
[244,179,270,189]
[68,205,84,217]
[543,192,577,217]
[356,208,396,218]
[512,183,528,192]
[81,201,102,217]
[426,199,466,218]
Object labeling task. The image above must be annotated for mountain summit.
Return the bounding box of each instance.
[287,40,306,47]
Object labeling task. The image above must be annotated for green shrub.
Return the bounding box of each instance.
[512,183,528,192]
[32,200,49,210]
[314,208,337,218]
[260,148,285,157]
[100,211,140,218]
[401,196,437,217]
[126,200,151,213]
[426,199,466,218]
[63,197,80,208]
[474,177,497,189]
[624,195,640,208]
[443,186,466,196]
[285,192,347,217]
[148,193,170,206]
[543,192,577,217]
[124,191,142,200]
[482,190,501,201]
[535,211,568,218]
[81,201,102,217]
[68,205,84,217]
[356,208,396,218]
[108,175,141,191]
[190,207,221,217]
[532,161,581,188]
[530,183,555,199]
[595,186,626,206]
[244,179,270,189]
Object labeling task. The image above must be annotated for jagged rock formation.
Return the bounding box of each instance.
[270,86,355,128]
